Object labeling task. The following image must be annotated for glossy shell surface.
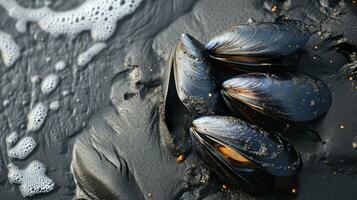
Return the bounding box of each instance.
[206,22,309,66]
[191,116,301,177]
[222,72,332,122]
[164,34,219,116]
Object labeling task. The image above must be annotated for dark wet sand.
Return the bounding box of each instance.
[1,0,357,199]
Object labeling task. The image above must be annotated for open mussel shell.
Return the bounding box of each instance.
[206,21,309,67]
[222,72,332,122]
[190,116,301,179]
[163,33,219,117]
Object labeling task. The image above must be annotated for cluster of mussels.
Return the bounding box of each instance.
[163,21,332,194]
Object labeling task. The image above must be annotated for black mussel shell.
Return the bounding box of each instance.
[222,72,332,122]
[222,93,290,134]
[206,21,309,67]
[190,116,301,179]
[163,33,219,117]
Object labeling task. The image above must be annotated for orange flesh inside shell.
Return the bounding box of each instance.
[217,145,252,164]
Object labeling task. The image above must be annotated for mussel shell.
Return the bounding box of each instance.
[222,72,332,122]
[163,33,219,116]
[190,116,301,178]
[192,130,276,194]
[206,21,309,67]
[222,93,285,131]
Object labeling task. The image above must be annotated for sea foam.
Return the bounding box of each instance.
[41,74,59,95]
[54,60,66,71]
[6,132,19,146]
[0,0,143,41]
[0,30,21,67]
[78,42,107,67]
[8,137,37,160]
[26,103,48,132]
[49,101,60,111]
[8,161,55,197]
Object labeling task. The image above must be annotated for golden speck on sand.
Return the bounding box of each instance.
[176,155,185,163]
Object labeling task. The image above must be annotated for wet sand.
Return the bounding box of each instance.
[1,0,357,199]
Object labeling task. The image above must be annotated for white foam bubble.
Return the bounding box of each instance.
[41,74,59,95]
[0,0,143,41]
[49,101,60,111]
[30,75,41,84]
[0,30,21,67]
[54,60,66,71]
[8,137,37,160]
[62,90,70,96]
[2,99,10,107]
[26,103,48,132]
[78,42,107,66]
[8,161,55,197]
[6,131,19,146]
[0,1,50,33]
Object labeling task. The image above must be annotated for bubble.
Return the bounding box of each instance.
[7,161,55,197]
[77,42,107,67]
[54,60,66,71]
[62,90,70,96]
[31,75,41,84]
[2,99,10,107]
[26,103,48,132]
[8,137,37,160]
[247,18,255,24]
[49,101,60,111]
[0,30,21,67]
[6,132,19,146]
[0,0,143,41]
[41,74,59,95]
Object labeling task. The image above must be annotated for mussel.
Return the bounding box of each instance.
[163,33,219,117]
[221,72,332,122]
[162,20,331,195]
[206,22,309,67]
[190,116,301,192]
